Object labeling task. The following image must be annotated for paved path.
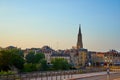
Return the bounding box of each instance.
[76,73,120,80]
[28,71,119,80]
[67,72,120,80]
[114,78,120,80]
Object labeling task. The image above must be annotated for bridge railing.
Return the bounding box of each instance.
[0,67,107,80]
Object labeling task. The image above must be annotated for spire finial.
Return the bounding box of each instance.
[77,24,83,49]
[79,24,81,34]
[79,24,81,27]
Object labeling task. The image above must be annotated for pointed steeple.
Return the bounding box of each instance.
[79,24,81,34]
[77,24,83,49]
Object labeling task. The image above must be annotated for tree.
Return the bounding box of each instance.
[25,51,35,63]
[25,52,45,64]
[51,58,70,70]
[0,50,12,71]
[24,52,46,72]
[11,54,25,69]
[0,49,25,71]
[10,48,24,57]
[33,53,45,63]
[40,59,48,71]
[22,63,36,72]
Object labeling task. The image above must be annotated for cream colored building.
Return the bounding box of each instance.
[44,52,52,64]
[50,53,70,63]
[70,48,88,68]
[77,48,88,68]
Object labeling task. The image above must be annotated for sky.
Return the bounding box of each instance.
[0,0,120,51]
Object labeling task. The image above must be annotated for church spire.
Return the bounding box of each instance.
[77,24,83,49]
[79,24,81,34]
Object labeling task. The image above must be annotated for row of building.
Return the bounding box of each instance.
[1,25,120,68]
[22,45,120,68]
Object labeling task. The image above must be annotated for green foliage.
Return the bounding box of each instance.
[0,48,71,72]
[0,50,12,71]
[11,54,25,69]
[36,64,41,71]
[9,48,24,57]
[34,53,45,63]
[25,52,45,64]
[22,59,48,72]
[25,51,35,63]
[51,58,70,70]
[0,49,25,71]
[40,59,48,71]
[0,70,15,75]
[22,63,37,72]
[24,52,46,72]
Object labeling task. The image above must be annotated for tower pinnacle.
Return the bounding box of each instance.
[79,24,81,34]
[77,24,83,49]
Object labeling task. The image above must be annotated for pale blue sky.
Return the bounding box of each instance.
[0,0,120,51]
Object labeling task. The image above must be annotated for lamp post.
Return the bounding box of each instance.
[106,52,111,80]
[107,63,110,75]
[107,52,110,75]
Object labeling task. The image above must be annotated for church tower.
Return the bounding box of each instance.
[77,24,83,49]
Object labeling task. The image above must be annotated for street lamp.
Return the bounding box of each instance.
[106,52,110,75]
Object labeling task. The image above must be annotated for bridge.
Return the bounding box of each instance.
[0,67,120,80]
